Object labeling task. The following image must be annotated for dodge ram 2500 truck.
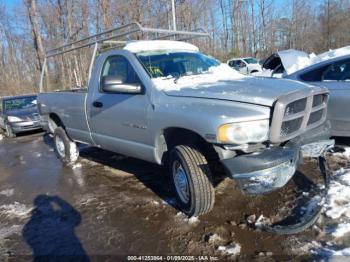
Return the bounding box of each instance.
[38,39,333,217]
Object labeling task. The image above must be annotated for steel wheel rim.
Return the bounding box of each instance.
[55,136,66,158]
[172,160,190,204]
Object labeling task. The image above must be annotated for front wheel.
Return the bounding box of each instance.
[53,127,79,165]
[169,145,215,217]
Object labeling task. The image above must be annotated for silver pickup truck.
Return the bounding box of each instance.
[38,39,332,217]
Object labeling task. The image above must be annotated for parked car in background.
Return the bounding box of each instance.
[0,95,41,137]
[260,46,350,137]
[227,57,262,75]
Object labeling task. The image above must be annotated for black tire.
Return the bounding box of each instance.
[169,145,215,217]
[5,124,16,138]
[53,127,79,165]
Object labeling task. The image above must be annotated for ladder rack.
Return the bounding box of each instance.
[40,22,209,92]
[45,22,209,58]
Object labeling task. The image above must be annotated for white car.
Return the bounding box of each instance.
[261,46,350,137]
[227,57,262,75]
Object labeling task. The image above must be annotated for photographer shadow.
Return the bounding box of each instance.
[23,195,89,262]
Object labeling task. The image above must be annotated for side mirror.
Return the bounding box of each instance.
[101,76,142,94]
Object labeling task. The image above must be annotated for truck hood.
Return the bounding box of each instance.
[164,77,314,107]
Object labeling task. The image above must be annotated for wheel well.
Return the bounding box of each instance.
[158,127,219,165]
[48,113,63,133]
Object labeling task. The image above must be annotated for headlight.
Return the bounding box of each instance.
[7,116,22,123]
[217,120,269,144]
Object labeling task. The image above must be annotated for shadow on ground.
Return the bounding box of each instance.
[23,195,90,261]
[79,146,179,209]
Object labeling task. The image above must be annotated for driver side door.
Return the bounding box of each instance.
[88,55,152,160]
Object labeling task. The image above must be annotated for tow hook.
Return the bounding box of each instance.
[256,140,334,235]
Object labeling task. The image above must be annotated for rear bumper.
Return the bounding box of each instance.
[10,120,42,133]
[221,121,333,195]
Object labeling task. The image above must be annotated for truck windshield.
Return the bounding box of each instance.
[4,96,37,111]
[136,51,220,78]
[243,58,258,64]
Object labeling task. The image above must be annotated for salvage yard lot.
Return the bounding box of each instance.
[0,132,349,260]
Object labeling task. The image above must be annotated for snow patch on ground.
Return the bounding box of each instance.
[19,156,26,165]
[0,134,3,141]
[175,212,200,225]
[254,215,270,228]
[150,200,160,206]
[0,189,14,197]
[207,233,223,244]
[0,202,32,219]
[324,169,350,221]
[330,222,350,238]
[0,224,23,239]
[217,242,241,256]
[35,152,42,158]
[78,194,97,206]
[310,147,350,258]
[71,163,82,169]
[333,147,350,159]
[312,247,350,258]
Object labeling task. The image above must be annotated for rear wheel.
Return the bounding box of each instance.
[169,145,215,217]
[53,127,79,165]
[5,124,16,138]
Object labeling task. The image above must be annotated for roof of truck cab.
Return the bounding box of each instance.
[123,40,199,53]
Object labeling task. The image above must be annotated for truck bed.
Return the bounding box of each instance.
[38,91,92,144]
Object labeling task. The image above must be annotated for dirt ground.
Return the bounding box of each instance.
[0,131,349,261]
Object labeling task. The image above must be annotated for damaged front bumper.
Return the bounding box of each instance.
[221,121,334,195]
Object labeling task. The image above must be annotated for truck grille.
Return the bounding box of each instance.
[284,98,307,116]
[281,117,303,137]
[270,90,328,143]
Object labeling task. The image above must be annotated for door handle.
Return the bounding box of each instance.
[93,101,103,108]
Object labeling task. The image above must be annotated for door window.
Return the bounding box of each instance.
[323,60,350,81]
[300,59,350,82]
[237,60,245,68]
[101,56,139,84]
[229,60,243,69]
[229,60,239,68]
